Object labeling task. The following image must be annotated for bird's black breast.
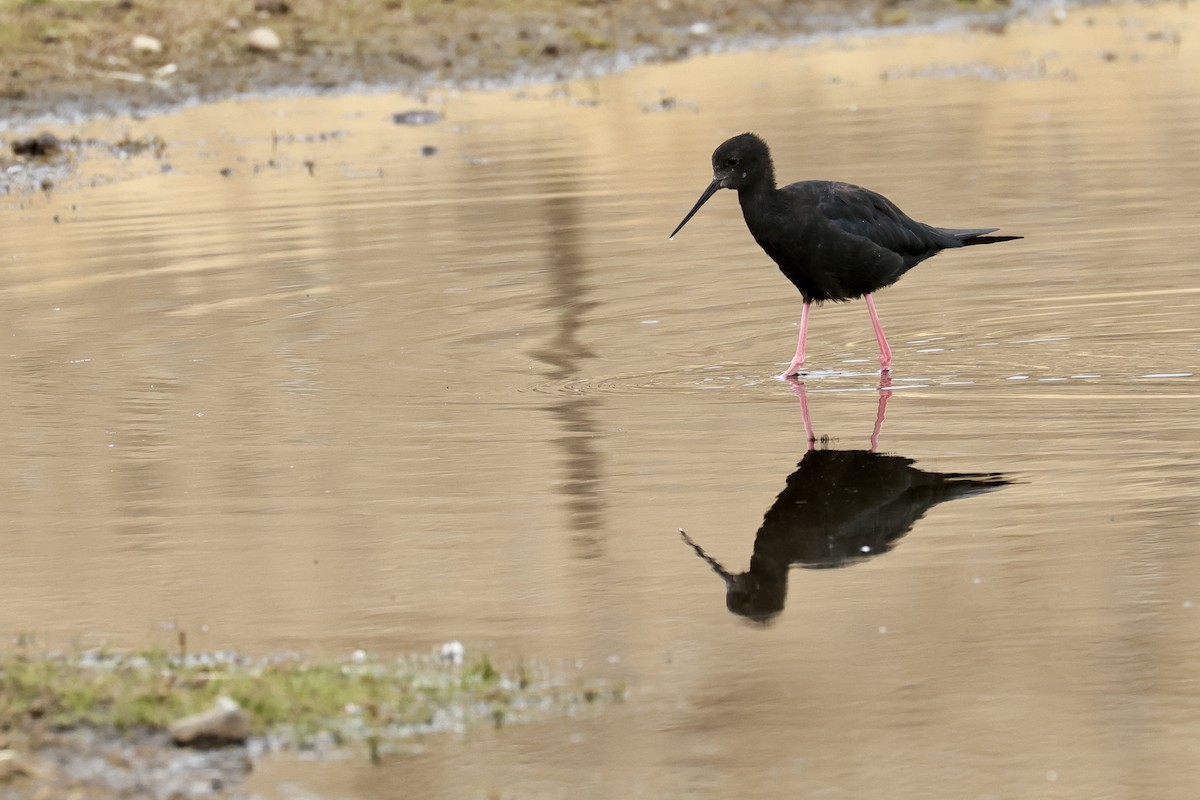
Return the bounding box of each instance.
[739,181,961,303]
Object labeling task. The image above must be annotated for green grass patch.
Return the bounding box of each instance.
[0,646,623,744]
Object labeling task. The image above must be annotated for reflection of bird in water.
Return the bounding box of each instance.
[681,451,1009,623]
[681,378,1009,623]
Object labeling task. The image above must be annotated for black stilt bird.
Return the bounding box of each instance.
[680,451,1009,622]
[679,379,1010,622]
[669,133,1020,376]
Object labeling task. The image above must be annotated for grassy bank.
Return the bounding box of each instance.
[0,646,621,740]
[0,645,623,798]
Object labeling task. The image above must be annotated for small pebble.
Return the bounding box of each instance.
[255,0,291,14]
[392,110,441,126]
[132,34,163,54]
[168,697,251,746]
[247,26,282,52]
[438,641,465,665]
[11,132,61,157]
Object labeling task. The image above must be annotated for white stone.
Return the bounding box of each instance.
[248,27,282,52]
[168,697,252,746]
[438,640,465,665]
[132,34,163,54]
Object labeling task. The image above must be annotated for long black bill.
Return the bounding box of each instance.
[679,529,735,587]
[668,179,722,240]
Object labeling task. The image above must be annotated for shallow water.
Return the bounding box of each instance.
[3,2,1200,798]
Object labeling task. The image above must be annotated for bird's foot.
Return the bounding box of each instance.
[778,356,807,380]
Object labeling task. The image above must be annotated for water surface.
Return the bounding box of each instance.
[2,3,1199,798]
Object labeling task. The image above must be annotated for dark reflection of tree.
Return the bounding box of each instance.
[529,172,604,556]
[682,379,1010,623]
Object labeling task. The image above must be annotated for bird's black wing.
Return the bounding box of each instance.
[758,451,922,534]
[813,181,957,259]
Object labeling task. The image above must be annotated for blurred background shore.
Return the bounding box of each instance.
[1,0,1022,121]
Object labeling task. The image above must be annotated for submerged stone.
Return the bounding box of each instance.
[392,109,441,125]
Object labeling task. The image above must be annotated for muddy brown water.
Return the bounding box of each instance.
[2,3,1200,798]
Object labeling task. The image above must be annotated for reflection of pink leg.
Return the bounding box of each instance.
[780,301,811,378]
[864,294,892,372]
[869,373,894,452]
[787,378,817,447]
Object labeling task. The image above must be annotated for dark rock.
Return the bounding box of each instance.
[11,132,61,157]
[254,0,290,15]
[391,109,440,125]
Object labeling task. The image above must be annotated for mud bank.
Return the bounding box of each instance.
[1,0,1036,124]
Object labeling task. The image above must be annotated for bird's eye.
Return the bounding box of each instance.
[724,157,740,167]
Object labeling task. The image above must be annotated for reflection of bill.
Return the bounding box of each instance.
[680,379,1009,623]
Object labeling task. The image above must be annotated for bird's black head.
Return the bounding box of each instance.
[669,132,776,239]
[711,132,775,191]
[679,528,785,625]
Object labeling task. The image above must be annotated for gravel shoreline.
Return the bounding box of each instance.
[0,647,622,800]
[0,0,1056,126]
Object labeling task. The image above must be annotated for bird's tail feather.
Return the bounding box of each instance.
[937,226,1023,246]
[961,234,1023,246]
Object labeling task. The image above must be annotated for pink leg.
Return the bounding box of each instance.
[786,378,817,447]
[869,373,894,452]
[864,294,892,372]
[780,301,811,378]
